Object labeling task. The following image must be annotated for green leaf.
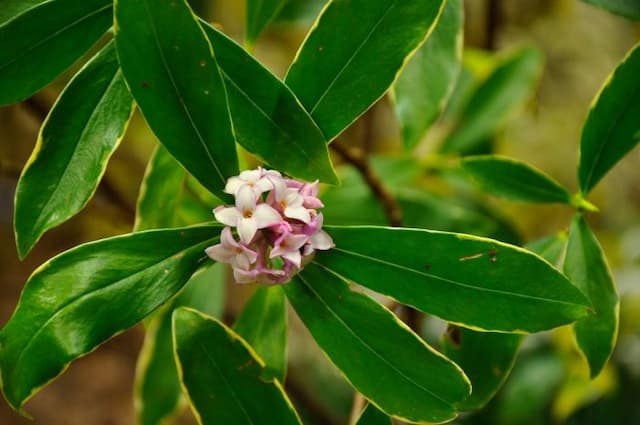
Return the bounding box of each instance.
[527,233,567,266]
[114,0,238,200]
[578,42,640,194]
[285,0,445,141]
[135,264,225,425]
[233,286,287,383]
[285,262,471,423]
[392,0,463,149]
[0,224,220,411]
[135,145,187,232]
[172,307,302,425]
[245,0,287,46]
[275,0,327,25]
[0,0,47,24]
[316,226,590,332]
[439,233,568,412]
[495,352,565,425]
[355,404,392,425]
[442,326,522,411]
[461,155,572,204]
[0,0,112,105]
[564,215,619,377]
[440,46,543,155]
[201,23,338,184]
[582,0,640,19]
[13,42,134,259]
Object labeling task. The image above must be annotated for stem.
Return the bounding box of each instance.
[330,141,403,227]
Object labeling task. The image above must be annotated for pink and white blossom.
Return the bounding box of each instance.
[205,227,257,269]
[206,167,334,285]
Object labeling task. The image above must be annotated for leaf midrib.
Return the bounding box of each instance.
[471,166,569,202]
[0,3,111,72]
[581,73,640,192]
[296,270,453,408]
[296,1,398,115]
[8,238,216,395]
[138,0,225,185]
[197,340,256,425]
[330,246,585,307]
[29,67,123,240]
[221,71,316,164]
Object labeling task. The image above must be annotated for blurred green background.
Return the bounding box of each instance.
[1,0,639,424]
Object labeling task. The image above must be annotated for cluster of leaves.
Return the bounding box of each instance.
[1,0,639,424]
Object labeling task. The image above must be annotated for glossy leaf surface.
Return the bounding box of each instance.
[393,0,463,149]
[135,145,187,232]
[462,155,572,204]
[234,286,287,382]
[245,0,287,45]
[0,0,47,23]
[286,262,471,423]
[0,225,220,410]
[172,308,302,425]
[0,0,112,105]
[578,42,640,194]
[564,215,619,377]
[440,46,543,155]
[115,0,237,200]
[135,264,225,425]
[582,0,640,19]
[440,231,568,411]
[14,42,134,258]
[316,226,590,332]
[285,0,445,140]
[355,404,392,425]
[201,23,338,184]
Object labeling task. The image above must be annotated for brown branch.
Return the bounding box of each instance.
[330,141,403,227]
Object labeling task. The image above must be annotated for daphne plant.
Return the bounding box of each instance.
[1,0,638,424]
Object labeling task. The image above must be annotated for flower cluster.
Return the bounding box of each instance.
[205,168,334,284]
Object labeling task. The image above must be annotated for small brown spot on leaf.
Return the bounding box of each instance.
[199,59,207,67]
[141,80,149,88]
[423,263,431,272]
[489,248,497,263]
[492,366,502,376]
[238,359,254,371]
[445,325,462,347]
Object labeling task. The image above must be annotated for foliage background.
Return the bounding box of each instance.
[0,0,639,424]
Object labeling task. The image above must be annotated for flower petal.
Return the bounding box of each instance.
[239,169,262,183]
[253,204,283,228]
[310,230,334,250]
[205,243,234,263]
[235,185,257,212]
[220,227,238,248]
[285,205,311,223]
[224,176,245,194]
[233,268,257,284]
[282,250,302,268]
[237,217,258,244]
[214,206,241,227]
[269,175,287,202]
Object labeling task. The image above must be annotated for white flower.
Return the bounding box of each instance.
[270,176,311,223]
[224,167,281,196]
[214,185,282,243]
